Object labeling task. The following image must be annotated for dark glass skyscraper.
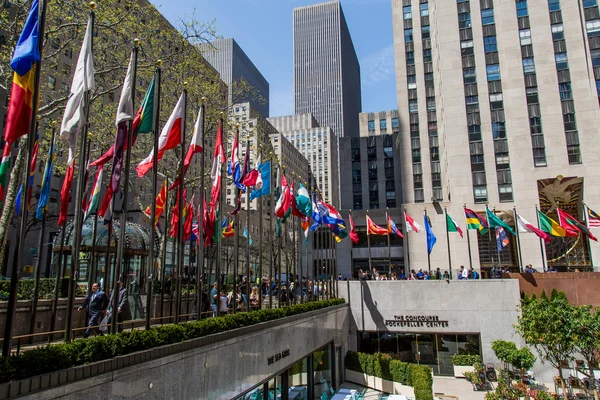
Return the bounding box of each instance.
[293,0,362,137]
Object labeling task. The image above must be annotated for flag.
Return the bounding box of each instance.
[209,120,225,208]
[169,189,187,238]
[227,135,244,191]
[243,225,253,245]
[98,184,113,225]
[301,219,310,244]
[446,213,463,238]
[557,208,598,241]
[4,0,40,145]
[203,196,215,248]
[144,179,167,226]
[387,215,404,238]
[496,226,509,252]
[169,107,204,190]
[310,198,322,231]
[424,214,437,254]
[464,208,488,234]
[0,147,11,208]
[249,161,271,200]
[349,214,359,244]
[295,184,312,218]
[36,138,55,220]
[329,222,348,242]
[58,163,75,226]
[60,17,95,163]
[321,201,345,226]
[516,213,551,243]
[405,212,421,233]
[242,154,261,188]
[16,134,38,216]
[184,196,195,241]
[223,219,235,238]
[136,92,185,177]
[587,207,600,228]
[486,209,516,235]
[274,174,292,218]
[537,210,566,237]
[90,76,155,167]
[367,216,388,235]
[83,166,103,221]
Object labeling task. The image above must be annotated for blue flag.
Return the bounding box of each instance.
[243,225,253,245]
[496,226,509,252]
[250,161,271,201]
[36,139,55,220]
[424,214,437,254]
[10,0,41,76]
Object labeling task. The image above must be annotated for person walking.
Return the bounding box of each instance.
[78,282,109,338]
[108,280,131,332]
[210,282,218,317]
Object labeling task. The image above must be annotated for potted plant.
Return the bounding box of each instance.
[451,354,481,378]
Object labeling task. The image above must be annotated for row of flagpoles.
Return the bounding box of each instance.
[356,204,599,276]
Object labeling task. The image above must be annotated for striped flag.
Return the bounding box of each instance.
[0,147,12,209]
[587,207,600,228]
[405,212,421,233]
[36,137,55,220]
[83,166,103,221]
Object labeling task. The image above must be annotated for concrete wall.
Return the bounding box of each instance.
[16,305,349,400]
[508,272,600,306]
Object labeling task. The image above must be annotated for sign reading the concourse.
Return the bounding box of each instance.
[385,315,449,328]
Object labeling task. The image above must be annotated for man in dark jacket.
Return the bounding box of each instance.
[108,280,131,332]
[78,282,109,338]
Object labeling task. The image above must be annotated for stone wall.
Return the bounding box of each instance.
[507,272,600,306]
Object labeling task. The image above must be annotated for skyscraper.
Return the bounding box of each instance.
[202,38,270,118]
[293,0,362,138]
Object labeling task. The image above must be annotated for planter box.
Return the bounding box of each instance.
[453,365,475,378]
[345,369,415,397]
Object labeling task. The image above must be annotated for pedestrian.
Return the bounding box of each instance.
[443,270,450,280]
[108,280,131,333]
[469,267,479,279]
[210,282,218,317]
[219,290,229,314]
[78,282,109,338]
[435,267,441,280]
[416,268,425,280]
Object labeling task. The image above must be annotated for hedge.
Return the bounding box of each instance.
[0,298,345,383]
[344,351,433,400]
[450,353,481,366]
[0,278,85,301]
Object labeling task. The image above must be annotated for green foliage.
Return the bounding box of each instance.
[463,371,482,385]
[491,340,535,371]
[0,298,345,383]
[450,354,481,366]
[344,351,433,400]
[0,278,83,301]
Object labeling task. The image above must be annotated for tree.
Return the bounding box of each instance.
[491,340,536,386]
[515,291,576,397]
[571,305,600,400]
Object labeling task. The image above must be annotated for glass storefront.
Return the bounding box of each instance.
[358,331,481,376]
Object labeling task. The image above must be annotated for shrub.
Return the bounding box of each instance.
[344,351,433,400]
[0,298,345,383]
[0,278,85,301]
[451,354,481,366]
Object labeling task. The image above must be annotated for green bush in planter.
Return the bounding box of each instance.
[0,298,344,383]
[451,354,481,366]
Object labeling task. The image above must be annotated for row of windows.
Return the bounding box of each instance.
[367,118,399,131]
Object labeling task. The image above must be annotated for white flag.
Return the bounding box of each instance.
[60,17,95,163]
[115,55,134,126]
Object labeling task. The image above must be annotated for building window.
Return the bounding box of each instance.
[391,118,399,129]
[422,26,430,40]
[548,0,561,11]
[405,28,413,43]
[48,75,56,90]
[526,87,538,104]
[353,194,363,210]
[551,24,564,41]
[555,53,568,70]
[486,65,501,81]
[489,93,504,110]
[481,9,495,25]
[423,49,432,62]
[559,83,572,100]
[409,99,418,113]
[406,51,415,65]
[587,20,600,37]
[519,29,531,46]
[380,119,387,129]
[461,40,474,56]
[530,117,542,134]
[591,49,600,67]
[463,68,477,84]
[484,36,497,53]
[568,145,581,164]
[368,120,375,131]
[499,184,513,202]
[469,125,482,142]
[516,0,528,17]
[465,95,479,112]
[424,73,434,86]
[459,13,471,29]
[407,75,417,89]
[403,5,412,19]
[522,58,535,74]
[492,122,506,139]
[420,3,429,16]
[563,113,577,131]
[426,97,436,112]
[584,0,597,7]
[474,186,488,203]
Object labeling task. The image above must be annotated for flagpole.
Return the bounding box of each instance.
[196,98,206,319]
[535,204,548,272]
[232,126,240,313]
[386,208,391,277]
[513,207,524,272]
[486,204,495,271]
[403,207,410,271]
[291,172,297,303]
[109,40,138,335]
[425,208,431,274]
[367,210,372,273]
[29,124,56,341]
[245,134,251,309]
[444,206,453,280]
[349,209,354,280]
[145,62,162,329]
[160,174,170,320]
[257,146,263,310]
[175,87,187,323]
[216,115,225,317]
[268,156,274,309]
[464,204,472,275]
[50,223,66,333]
[583,203,595,271]
[89,208,98,286]
[3,0,48,356]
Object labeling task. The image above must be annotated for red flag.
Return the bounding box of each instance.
[274,174,292,218]
[169,107,204,191]
[349,213,359,244]
[203,196,215,248]
[557,208,598,241]
[367,215,388,235]
[209,120,225,208]
[170,189,187,238]
[58,162,74,226]
[145,179,167,226]
[184,196,195,241]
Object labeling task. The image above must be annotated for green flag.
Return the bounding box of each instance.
[446,213,464,237]
[486,208,516,235]
[0,146,11,209]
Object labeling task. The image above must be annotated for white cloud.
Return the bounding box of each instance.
[270,85,295,117]
[360,44,395,87]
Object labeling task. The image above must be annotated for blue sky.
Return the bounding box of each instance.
[150,0,397,117]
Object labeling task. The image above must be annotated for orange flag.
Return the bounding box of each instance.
[367,215,388,235]
[145,179,167,226]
